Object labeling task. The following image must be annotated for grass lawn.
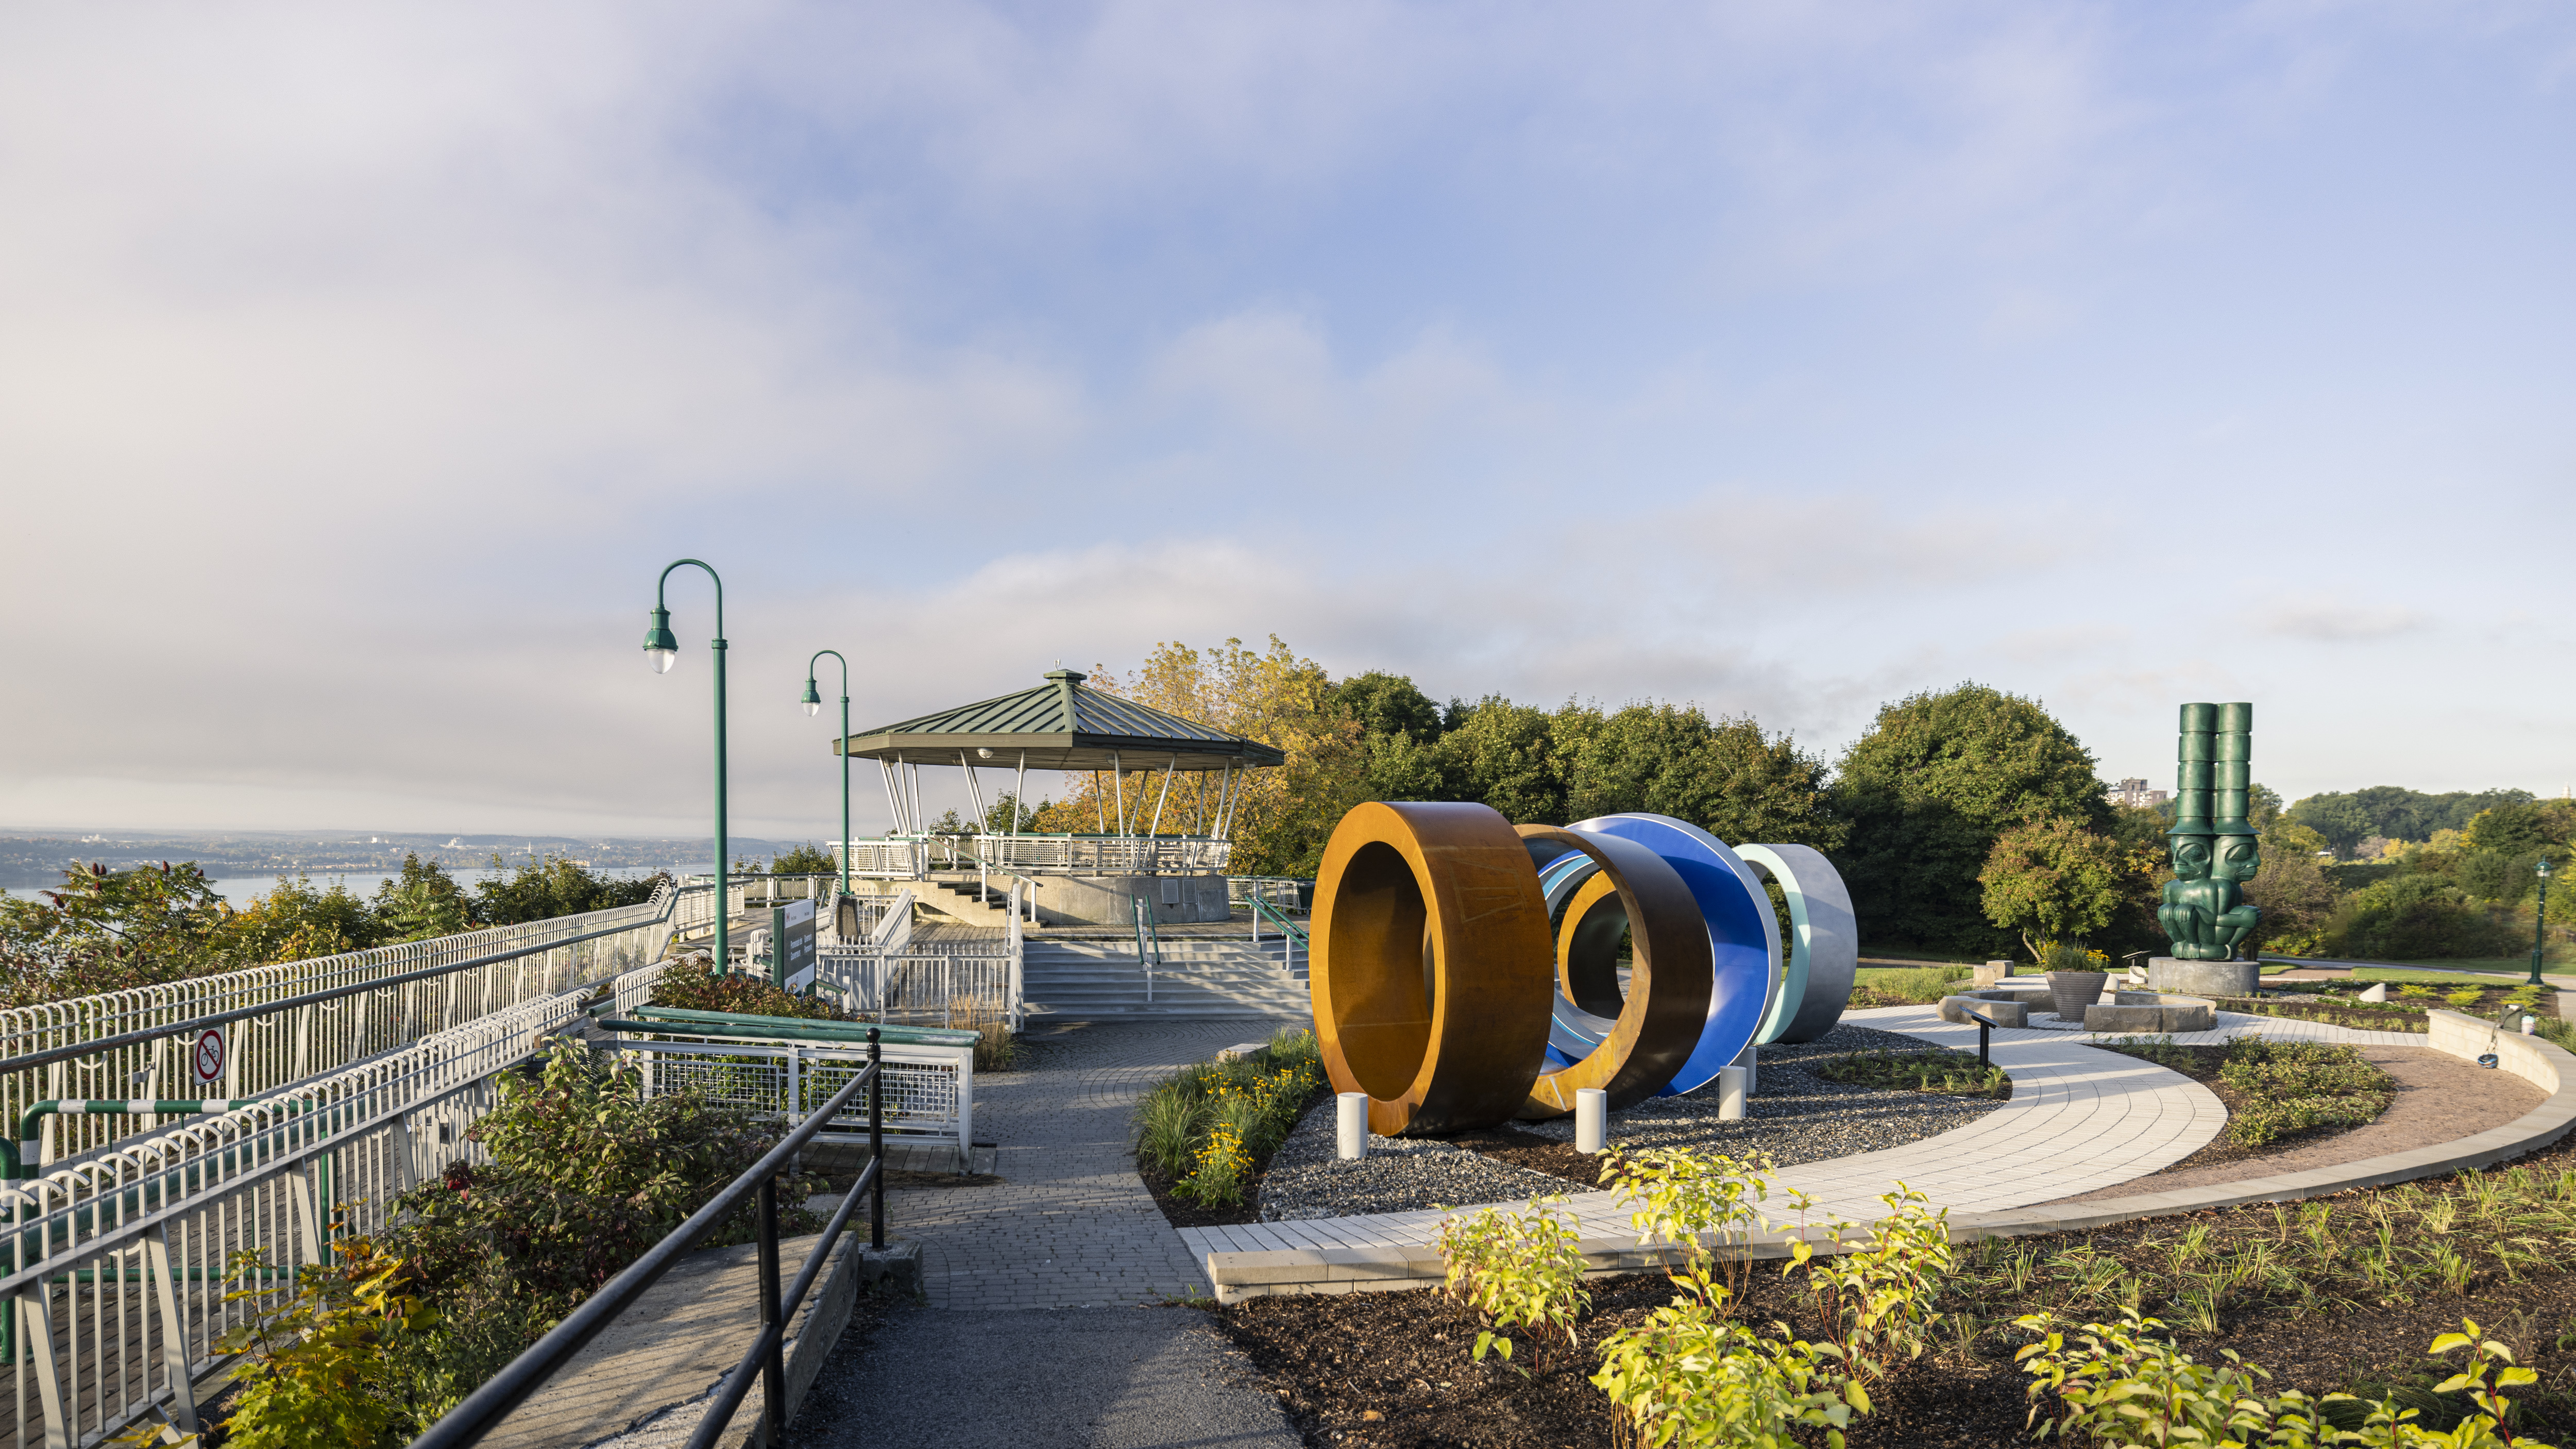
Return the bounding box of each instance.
[1855,946,1987,966]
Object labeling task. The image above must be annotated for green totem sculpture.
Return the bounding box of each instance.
[2158,702,2260,959]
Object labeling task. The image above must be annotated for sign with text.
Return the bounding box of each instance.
[773,899,818,992]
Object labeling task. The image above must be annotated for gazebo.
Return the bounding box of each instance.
[830,669,1284,925]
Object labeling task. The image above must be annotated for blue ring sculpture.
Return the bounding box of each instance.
[1528,813,1782,1098]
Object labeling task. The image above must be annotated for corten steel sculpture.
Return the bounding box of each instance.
[1310,802,1556,1137]
[2159,702,2262,960]
[1512,826,1714,1119]
[1310,802,1862,1133]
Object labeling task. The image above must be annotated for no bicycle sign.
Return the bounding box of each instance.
[191,1027,226,1088]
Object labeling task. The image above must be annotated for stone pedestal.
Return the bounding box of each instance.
[2045,971,2109,1021]
[2146,957,2259,998]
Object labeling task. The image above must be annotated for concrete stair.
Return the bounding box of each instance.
[920,878,1027,930]
[1021,937,1310,1019]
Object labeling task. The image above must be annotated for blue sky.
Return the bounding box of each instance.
[3,2,2570,840]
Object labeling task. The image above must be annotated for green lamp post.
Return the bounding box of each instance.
[803,650,852,896]
[644,559,730,974]
[2530,854,2555,989]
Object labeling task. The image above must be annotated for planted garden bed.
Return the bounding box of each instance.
[1219,1132,2576,1447]
[2093,1035,2397,1174]
[1133,1029,1330,1228]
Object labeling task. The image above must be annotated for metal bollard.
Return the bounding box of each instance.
[1717,1066,1747,1120]
[1574,1088,1607,1154]
[1335,1092,1369,1160]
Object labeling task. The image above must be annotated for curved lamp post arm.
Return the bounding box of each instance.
[806,649,853,896]
[646,558,731,973]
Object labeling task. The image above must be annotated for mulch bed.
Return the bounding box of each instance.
[2092,1041,2390,1175]
[1137,1082,1334,1228]
[2222,996,2433,1031]
[1216,1131,2576,1447]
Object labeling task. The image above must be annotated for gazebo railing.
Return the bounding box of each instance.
[835,835,1230,879]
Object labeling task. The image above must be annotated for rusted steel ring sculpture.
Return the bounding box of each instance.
[1309,801,1555,1137]
[1513,826,1714,1119]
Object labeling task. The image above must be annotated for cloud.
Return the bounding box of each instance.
[2258,596,2430,643]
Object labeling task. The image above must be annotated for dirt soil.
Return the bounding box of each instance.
[1218,1134,2576,1448]
[2054,1043,2542,1201]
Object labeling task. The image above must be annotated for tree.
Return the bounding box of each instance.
[1978,818,2127,961]
[768,844,837,874]
[1435,697,1567,824]
[1042,637,1368,877]
[1334,672,1445,743]
[223,873,377,963]
[0,861,233,1005]
[471,854,660,925]
[1558,703,1846,852]
[370,854,474,941]
[1831,683,2111,955]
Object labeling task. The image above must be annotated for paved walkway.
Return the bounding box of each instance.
[1179,1003,2428,1258]
[789,1302,1302,1449]
[887,1017,1301,1308]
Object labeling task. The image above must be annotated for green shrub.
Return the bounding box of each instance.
[381,1040,818,1417]
[2017,1310,2547,1448]
[208,1231,433,1449]
[647,955,852,1020]
[1131,1028,1324,1206]
[2328,874,2520,961]
[2217,1039,2394,1148]
[1812,1047,2008,1098]
[1435,1195,1590,1369]
[1584,1151,1954,1447]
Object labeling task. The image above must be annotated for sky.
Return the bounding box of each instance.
[3,1,2571,843]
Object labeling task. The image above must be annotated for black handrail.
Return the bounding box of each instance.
[412,1028,888,1449]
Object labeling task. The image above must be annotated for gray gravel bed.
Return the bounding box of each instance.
[1257,1022,2007,1222]
[1256,1106,1569,1222]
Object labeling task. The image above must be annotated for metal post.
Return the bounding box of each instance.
[651,560,731,978]
[2530,857,2554,988]
[868,1027,885,1250]
[756,1173,785,1439]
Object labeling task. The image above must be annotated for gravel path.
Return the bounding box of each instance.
[1258,1023,2007,1221]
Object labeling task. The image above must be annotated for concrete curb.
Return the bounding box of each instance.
[1205,1010,2576,1303]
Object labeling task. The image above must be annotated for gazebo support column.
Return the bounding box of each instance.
[1148,754,1176,839]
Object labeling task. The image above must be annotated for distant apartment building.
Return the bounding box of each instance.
[2108,777,2171,810]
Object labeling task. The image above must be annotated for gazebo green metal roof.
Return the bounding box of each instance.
[834,669,1286,772]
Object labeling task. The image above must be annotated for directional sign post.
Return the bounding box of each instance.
[773,900,818,992]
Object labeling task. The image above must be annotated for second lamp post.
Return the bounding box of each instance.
[802,651,852,897]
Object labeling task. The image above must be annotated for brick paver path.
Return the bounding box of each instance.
[1179,1003,2429,1259]
[892,1016,1299,1309]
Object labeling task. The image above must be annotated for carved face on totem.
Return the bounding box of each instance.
[2212,834,2260,883]
[2169,836,2212,880]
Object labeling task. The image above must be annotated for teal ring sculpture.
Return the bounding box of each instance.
[1738,844,1858,1044]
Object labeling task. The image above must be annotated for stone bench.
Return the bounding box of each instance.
[1938,994,2029,1029]
[2082,992,2216,1034]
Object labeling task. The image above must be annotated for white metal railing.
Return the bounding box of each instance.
[813,951,1015,1034]
[1227,877,1310,914]
[1,952,675,1449]
[622,1037,971,1160]
[834,835,1233,881]
[0,884,699,1174]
